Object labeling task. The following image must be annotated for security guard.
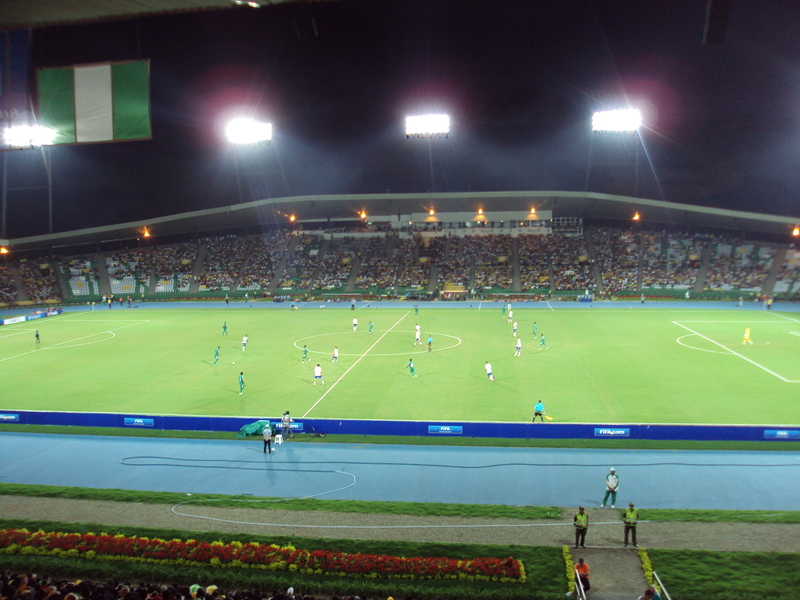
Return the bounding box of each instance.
[624,502,639,547]
[574,506,588,548]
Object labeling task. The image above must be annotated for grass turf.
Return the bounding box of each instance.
[648,548,800,600]
[2,306,800,425]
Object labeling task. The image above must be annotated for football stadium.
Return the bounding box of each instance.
[1,2,800,599]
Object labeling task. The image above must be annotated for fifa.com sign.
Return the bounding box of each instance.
[594,428,630,438]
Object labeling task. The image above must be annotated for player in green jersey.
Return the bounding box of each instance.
[406,359,417,378]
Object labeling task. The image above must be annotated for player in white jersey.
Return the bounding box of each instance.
[313,364,325,385]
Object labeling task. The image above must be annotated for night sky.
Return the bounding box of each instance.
[5,0,800,238]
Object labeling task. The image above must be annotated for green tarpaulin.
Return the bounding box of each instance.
[237,420,271,438]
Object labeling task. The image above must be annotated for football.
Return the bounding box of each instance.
[232,362,235,365]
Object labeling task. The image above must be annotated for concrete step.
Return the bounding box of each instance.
[571,547,647,598]
[590,593,640,600]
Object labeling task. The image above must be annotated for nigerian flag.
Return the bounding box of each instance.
[37,60,151,145]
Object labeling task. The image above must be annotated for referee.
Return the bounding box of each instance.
[533,401,546,423]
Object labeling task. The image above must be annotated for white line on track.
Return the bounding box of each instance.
[302,311,409,418]
[672,321,797,383]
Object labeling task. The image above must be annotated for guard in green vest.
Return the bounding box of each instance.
[574,506,588,548]
[623,502,639,547]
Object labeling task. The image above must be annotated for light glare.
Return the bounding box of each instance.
[4,125,58,147]
[592,109,641,132]
[225,119,272,145]
[405,114,450,136]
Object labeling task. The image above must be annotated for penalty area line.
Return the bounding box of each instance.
[302,311,410,418]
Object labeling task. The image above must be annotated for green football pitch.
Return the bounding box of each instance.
[2,306,799,426]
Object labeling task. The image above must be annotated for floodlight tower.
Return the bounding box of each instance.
[585,109,643,197]
[224,117,273,203]
[405,114,450,193]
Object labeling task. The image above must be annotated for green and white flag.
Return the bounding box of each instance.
[37,60,151,145]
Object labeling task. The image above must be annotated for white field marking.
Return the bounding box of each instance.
[675,334,730,354]
[302,311,409,418]
[673,320,786,324]
[672,321,798,383]
[0,310,90,337]
[0,329,40,341]
[772,313,800,324]
[294,331,461,356]
[789,332,800,338]
[0,320,150,363]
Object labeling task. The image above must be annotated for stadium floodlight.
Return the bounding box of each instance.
[405,114,450,138]
[225,118,272,145]
[4,125,58,148]
[592,109,641,133]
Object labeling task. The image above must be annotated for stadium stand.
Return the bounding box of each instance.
[106,249,153,298]
[314,237,359,293]
[395,236,431,297]
[593,228,640,295]
[238,232,291,294]
[352,236,395,295]
[18,259,58,302]
[702,237,776,295]
[469,234,514,293]
[0,264,18,303]
[550,234,595,294]
[278,234,324,294]
[518,233,553,293]
[434,236,470,296]
[153,242,198,296]
[198,235,250,293]
[60,257,101,300]
[1,224,794,305]
[774,247,800,300]
[640,231,702,294]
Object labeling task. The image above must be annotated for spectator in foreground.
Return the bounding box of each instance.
[574,557,590,592]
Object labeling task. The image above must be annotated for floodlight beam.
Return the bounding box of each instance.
[405,114,450,136]
[4,125,58,148]
[592,109,641,132]
[225,118,273,145]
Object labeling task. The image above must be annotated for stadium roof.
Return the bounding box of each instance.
[0,0,298,30]
[7,190,797,254]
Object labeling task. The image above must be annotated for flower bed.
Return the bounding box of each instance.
[0,529,525,584]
